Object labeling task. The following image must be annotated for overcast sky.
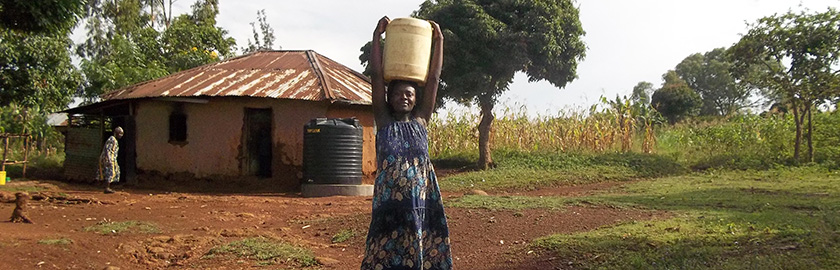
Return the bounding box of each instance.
[95,0,840,115]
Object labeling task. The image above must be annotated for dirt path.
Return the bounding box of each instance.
[0,180,662,269]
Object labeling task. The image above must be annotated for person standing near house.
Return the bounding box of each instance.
[361,17,452,269]
[99,126,123,194]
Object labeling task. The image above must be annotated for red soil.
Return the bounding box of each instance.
[0,180,663,270]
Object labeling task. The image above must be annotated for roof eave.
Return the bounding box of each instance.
[332,99,372,106]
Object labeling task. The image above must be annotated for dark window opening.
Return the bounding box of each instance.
[169,106,187,143]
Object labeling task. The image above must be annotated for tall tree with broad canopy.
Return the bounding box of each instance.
[651,70,701,124]
[675,48,754,116]
[0,0,85,34]
[77,0,235,101]
[0,0,84,112]
[730,8,840,162]
[412,0,586,169]
[161,0,236,72]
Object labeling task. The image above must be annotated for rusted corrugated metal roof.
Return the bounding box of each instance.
[100,50,372,105]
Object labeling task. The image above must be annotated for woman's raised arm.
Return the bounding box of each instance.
[416,21,443,123]
[371,16,391,126]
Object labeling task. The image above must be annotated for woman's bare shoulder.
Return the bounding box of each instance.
[414,117,428,128]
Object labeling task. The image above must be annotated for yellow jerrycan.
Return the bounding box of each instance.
[383,17,433,84]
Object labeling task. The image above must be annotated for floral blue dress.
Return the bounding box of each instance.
[98,135,120,183]
[361,119,453,270]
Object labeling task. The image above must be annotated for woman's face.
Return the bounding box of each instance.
[389,82,416,114]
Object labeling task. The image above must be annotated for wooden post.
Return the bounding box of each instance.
[22,135,29,178]
[2,136,8,171]
[21,110,28,177]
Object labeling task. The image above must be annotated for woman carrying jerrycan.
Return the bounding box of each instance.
[360,16,453,270]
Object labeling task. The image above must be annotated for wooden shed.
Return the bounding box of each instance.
[63,50,375,189]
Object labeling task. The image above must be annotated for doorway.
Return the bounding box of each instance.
[111,115,136,184]
[242,108,273,177]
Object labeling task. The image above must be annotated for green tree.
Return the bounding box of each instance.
[0,29,83,113]
[77,0,236,100]
[242,9,277,54]
[358,40,383,78]
[0,0,85,34]
[79,34,168,99]
[77,0,152,59]
[77,0,165,100]
[675,48,753,116]
[161,0,235,72]
[413,0,586,169]
[0,0,84,113]
[631,81,654,106]
[730,8,840,162]
[651,70,701,124]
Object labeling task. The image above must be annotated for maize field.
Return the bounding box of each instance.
[428,101,840,170]
[427,101,657,158]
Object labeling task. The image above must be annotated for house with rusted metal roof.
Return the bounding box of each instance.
[63,50,375,189]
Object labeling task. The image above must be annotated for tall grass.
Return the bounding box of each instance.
[428,102,656,159]
[428,102,839,171]
[429,102,684,192]
[813,110,840,168]
[1,146,65,179]
[658,115,794,170]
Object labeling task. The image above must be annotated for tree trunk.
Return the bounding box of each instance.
[478,99,495,170]
[166,0,174,28]
[792,101,802,162]
[806,103,814,163]
[150,1,155,29]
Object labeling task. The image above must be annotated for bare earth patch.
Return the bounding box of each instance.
[0,179,662,269]
[119,234,219,267]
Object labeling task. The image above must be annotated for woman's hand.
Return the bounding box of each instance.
[374,16,390,36]
[430,21,443,41]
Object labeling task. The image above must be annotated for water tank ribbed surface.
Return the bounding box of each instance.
[303,118,363,185]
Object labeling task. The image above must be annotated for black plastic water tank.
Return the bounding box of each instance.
[303,118,363,185]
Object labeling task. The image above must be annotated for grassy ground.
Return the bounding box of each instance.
[443,166,840,269]
[331,229,356,244]
[438,150,686,192]
[205,237,319,267]
[37,238,73,246]
[1,151,64,182]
